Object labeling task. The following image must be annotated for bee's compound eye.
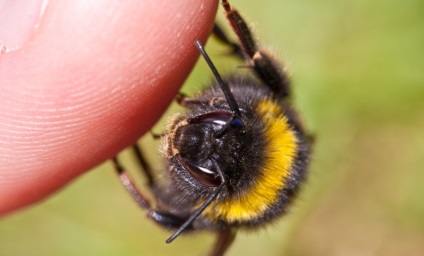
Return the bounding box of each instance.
[180,158,221,187]
[200,111,232,125]
[188,111,232,126]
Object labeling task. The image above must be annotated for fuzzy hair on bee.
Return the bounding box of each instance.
[160,76,310,225]
[112,1,312,256]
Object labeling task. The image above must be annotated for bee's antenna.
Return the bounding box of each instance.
[195,40,241,117]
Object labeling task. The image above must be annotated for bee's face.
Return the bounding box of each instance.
[164,110,245,188]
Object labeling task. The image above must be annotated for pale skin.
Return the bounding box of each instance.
[0,0,219,215]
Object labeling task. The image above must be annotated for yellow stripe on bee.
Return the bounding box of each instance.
[207,99,298,222]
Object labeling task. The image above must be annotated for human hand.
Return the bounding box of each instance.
[0,0,218,215]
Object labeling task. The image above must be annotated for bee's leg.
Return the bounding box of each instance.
[175,92,193,106]
[131,144,155,186]
[151,92,204,139]
[209,228,237,256]
[175,92,205,108]
[112,157,152,209]
[221,0,290,98]
[112,157,193,229]
[150,132,162,140]
[212,23,244,59]
[175,92,188,104]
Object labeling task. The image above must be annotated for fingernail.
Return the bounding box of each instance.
[0,0,49,54]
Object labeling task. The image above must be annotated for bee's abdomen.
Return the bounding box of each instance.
[203,98,301,225]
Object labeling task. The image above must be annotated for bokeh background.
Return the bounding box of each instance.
[1,0,423,255]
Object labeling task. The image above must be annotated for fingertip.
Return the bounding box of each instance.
[0,0,219,215]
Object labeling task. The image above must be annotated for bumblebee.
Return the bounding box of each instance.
[113,1,312,255]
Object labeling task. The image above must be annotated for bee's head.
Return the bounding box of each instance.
[161,41,268,192]
[165,110,245,188]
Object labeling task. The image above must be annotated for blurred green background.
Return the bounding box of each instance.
[1,0,423,255]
